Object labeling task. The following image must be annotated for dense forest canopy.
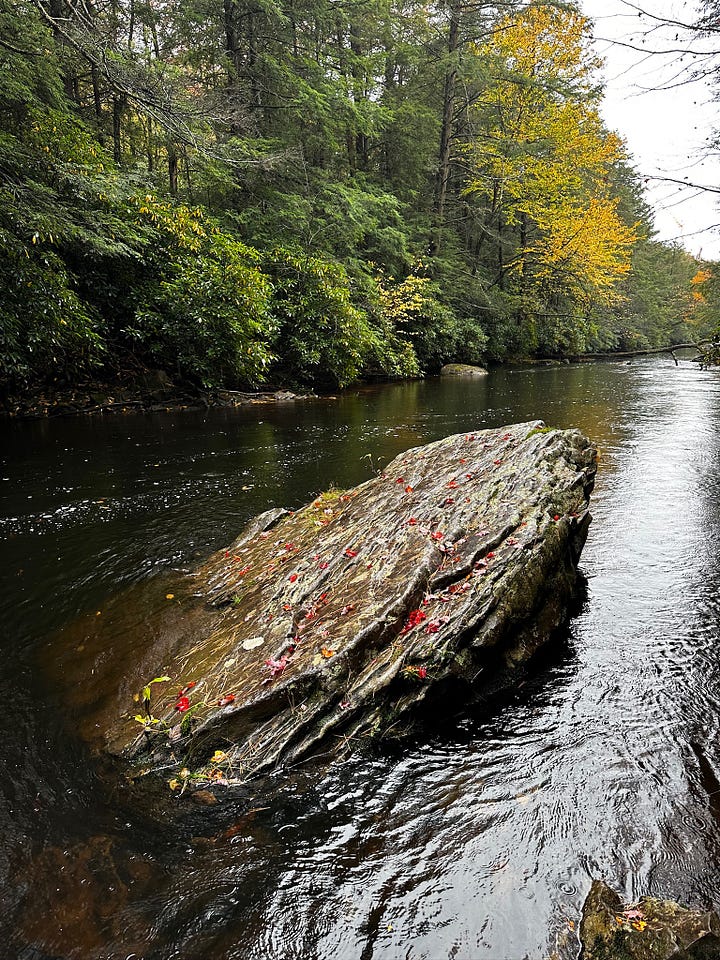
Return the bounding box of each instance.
[0,0,717,397]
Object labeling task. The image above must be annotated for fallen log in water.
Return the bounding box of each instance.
[109,421,596,785]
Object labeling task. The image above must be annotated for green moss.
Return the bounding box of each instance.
[526,426,555,439]
[587,931,634,960]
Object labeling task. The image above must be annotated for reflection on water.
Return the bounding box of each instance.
[3,359,720,959]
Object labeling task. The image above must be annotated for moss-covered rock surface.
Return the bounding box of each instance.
[109,420,596,784]
[580,880,720,959]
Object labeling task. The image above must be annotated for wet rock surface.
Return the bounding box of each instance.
[580,880,720,959]
[109,421,596,784]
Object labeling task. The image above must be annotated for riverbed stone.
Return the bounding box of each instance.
[580,880,720,959]
[440,363,488,377]
[110,420,596,783]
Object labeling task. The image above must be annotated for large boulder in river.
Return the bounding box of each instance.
[110,421,596,783]
[440,363,488,377]
[580,880,720,959]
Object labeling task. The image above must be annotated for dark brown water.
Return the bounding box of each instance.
[3,359,720,959]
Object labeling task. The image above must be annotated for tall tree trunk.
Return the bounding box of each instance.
[430,2,460,256]
[168,144,178,195]
[223,0,241,82]
[112,96,126,163]
[349,20,368,169]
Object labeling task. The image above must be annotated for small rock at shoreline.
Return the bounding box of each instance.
[580,879,720,959]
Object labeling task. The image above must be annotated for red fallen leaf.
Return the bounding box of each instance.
[283,603,292,611]
[493,459,503,466]
[175,696,190,712]
[506,537,519,546]
[486,551,495,559]
[344,549,358,558]
[431,531,444,541]
[318,593,329,603]
[465,434,476,442]
[236,566,251,576]
[305,609,316,620]
[284,543,296,551]
[408,517,418,525]
[502,433,512,440]
[341,603,356,615]
[265,655,289,677]
[459,458,467,464]
[417,666,428,679]
[405,485,414,493]
[553,514,560,521]
[425,621,440,634]
[447,480,459,489]
[396,477,405,484]
[401,609,427,634]
[224,551,230,558]
[448,583,470,595]
[465,473,475,480]
[288,573,298,583]
[366,562,373,569]
[318,561,330,570]
[218,694,235,706]
[443,497,454,506]
[339,699,351,710]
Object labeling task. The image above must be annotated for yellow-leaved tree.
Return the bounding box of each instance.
[466,4,637,354]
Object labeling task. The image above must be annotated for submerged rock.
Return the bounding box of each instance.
[580,880,720,959]
[440,363,488,377]
[109,421,596,782]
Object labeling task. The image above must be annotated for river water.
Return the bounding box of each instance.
[2,358,720,959]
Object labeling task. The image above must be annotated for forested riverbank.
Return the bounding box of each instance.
[2,0,719,405]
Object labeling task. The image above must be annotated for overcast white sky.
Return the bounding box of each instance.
[581,0,720,260]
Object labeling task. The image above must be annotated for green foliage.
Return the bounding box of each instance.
[0,239,103,391]
[262,248,375,387]
[132,225,276,388]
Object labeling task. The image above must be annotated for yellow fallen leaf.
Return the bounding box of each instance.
[166,593,175,600]
[210,750,227,765]
[321,647,335,658]
[168,779,180,791]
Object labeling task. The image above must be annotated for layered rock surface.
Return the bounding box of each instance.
[111,421,596,782]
